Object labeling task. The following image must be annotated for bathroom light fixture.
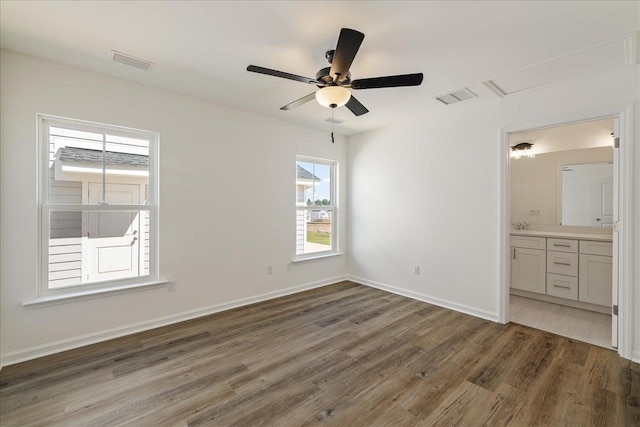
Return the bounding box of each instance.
[315,86,351,109]
[511,142,535,159]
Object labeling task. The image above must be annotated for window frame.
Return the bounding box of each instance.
[295,155,338,261]
[37,114,160,297]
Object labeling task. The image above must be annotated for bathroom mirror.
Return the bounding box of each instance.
[561,161,613,227]
[509,147,613,227]
[509,118,614,229]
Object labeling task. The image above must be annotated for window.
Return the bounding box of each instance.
[296,156,336,257]
[38,116,158,296]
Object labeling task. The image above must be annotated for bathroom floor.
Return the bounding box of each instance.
[509,295,614,349]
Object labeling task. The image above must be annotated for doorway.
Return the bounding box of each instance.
[499,106,634,359]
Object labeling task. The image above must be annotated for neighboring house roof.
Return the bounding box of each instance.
[297,164,320,181]
[57,147,148,168]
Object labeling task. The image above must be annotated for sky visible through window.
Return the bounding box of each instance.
[298,161,331,203]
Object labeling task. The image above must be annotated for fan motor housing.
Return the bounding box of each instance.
[316,67,351,86]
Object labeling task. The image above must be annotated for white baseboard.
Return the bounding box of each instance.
[0,276,347,368]
[632,350,640,364]
[348,275,500,323]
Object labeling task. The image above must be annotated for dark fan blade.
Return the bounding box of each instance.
[345,95,369,116]
[247,65,318,84]
[330,28,364,81]
[351,73,423,90]
[280,92,317,110]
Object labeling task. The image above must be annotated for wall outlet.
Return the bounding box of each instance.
[267,265,273,275]
[413,265,420,275]
[529,209,541,216]
[167,281,176,292]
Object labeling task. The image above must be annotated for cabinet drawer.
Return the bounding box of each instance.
[547,251,578,276]
[547,238,578,253]
[546,273,578,300]
[510,236,546,250]
[580,240,613,256]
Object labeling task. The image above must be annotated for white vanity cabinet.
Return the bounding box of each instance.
[579,241,613,306]
[510,233,613,312]
[510,237,546,294]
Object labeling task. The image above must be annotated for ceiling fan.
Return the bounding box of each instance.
[247,28,423,116]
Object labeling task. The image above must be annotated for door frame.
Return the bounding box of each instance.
[498,104,635,360]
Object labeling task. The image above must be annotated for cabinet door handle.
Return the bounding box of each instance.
[554,243,571,247]
[513,248,516,260]
[553,261,571,266]
[553,284,571,289]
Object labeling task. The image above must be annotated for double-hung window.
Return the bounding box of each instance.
[38,115,159,296]
[295,156,337,258]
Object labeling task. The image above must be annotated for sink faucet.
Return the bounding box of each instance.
[512,221,528,231]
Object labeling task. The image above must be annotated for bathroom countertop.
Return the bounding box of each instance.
[510,230,613,242]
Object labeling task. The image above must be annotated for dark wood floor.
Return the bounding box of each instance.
[1,281,638,426]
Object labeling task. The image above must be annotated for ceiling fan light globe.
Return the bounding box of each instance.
[316,86,351,109]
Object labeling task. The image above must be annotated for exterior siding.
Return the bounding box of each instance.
[296,185,306,255]
[296,210,305,255]
[143,184,150,275]
[48,138,83,288]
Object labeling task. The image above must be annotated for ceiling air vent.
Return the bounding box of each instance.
[435,88,477,105]
[112,50,155,71]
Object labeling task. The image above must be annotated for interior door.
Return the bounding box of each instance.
[611,119,619,348]
[561,162,613,227]
[86,183,141,283]
[593,175,613,227]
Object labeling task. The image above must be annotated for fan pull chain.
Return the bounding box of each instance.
[331,108,335,143]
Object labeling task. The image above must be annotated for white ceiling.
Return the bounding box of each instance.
[1,1,638,136]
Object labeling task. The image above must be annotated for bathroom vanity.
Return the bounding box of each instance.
[510,230,612,314]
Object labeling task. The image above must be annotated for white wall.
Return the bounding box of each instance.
[347,102,503,321]
[348,64,640,359]
[0,50,348,364]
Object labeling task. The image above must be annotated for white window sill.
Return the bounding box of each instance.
[23,280,169,309]
[291,252,343,263]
